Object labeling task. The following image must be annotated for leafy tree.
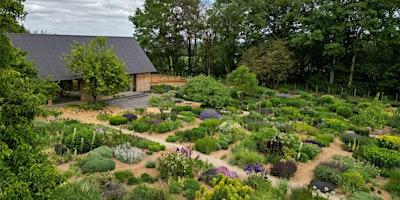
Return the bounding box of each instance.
[0,0,27,33]
[147,92,175,115]
[226,65,259,98]
[241,38,294,89]
[179,75,232,107]
[0,35,64,199]
[63,37,129,101]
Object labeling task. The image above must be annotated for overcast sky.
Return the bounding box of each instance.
[22,0,145,37]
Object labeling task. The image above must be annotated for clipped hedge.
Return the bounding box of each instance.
[109,116,128,125]
[87,146,113,158]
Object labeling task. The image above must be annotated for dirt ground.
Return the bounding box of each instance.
[51,103,392,200]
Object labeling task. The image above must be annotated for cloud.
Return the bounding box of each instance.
[22,0,145,36]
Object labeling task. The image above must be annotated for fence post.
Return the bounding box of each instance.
[396,93,398,103]
[328,86,331,94]
[306,84,308,92]
[294,83,297,91]
[353,88,357,97]
[367,90,370,99]
[381,92,384,101]
[341,87,344,94]
[316,85,318,95]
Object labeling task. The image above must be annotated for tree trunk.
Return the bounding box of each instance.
[93,95,97,102]
[187,38,192,75]
[330,57,335,84]
[348,43,357,86]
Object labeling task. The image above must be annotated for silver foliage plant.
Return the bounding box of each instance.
[113,142,142,164]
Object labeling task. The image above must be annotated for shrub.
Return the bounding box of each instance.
[362,146,400,168]
[154,120,181,133]
[96,113,111,121]
[217,140,229,150]
[168,179,183,194]
[301,143,322,159]
[289,187,327,200]
[377,135,400,150]
[270,161,297,179]
[313,163,342,185]
[127,176,142,185]
[122,113,137,122]
[229,148,265,168]
[113,142,142,164]
[314,134,334,147]
[124,184,166,200]
[333,155,379,180]
[195,137,218,154]
[52,178,102,200]
[158,152,196,179]
[152,84,174,93]
[62,125,104,154]
[136,139,153,149]
[166,135,178,143]
[183,178,200,200]
[276,106,300,120]
[339,170,368,194]
[88,146,113,158]
[316,95,335,105]
[148,142,166,152]
[145,160,156,168]
[198,168,218,184]
[114,170,134,183]
[337,106,353,118]
[349,192,384,200]
[384,169,400,197]
[302,139,323,148]
[285,98,306,108]
[140,173,158,183]
[199,109,221,120]
[199,119,222,135]
[179,116,196,123]
[175,127,206,142]
[127,119,150,133]
[354,128,370,137]
[309,179,336,193]
[79,157,115,174]
[109,116,128,125]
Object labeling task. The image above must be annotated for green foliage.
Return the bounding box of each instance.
[218,140,229,150]
[349,192,383,200]
[114,170,134,183]
[270,161,297,179]
[113,142,142,164]
[362,146,400,168]
[140,173,158,183]
[339,170,368,194]
[175,127,206,142]
[385,169,400,197]
[199,119,222,135]
[145,160,156,168]
[147,92,175,114]
[148,142,166,152]
[289,187,327,200]
[158,152,195,179]
[166,135,178,143]
[52,178,102,200]
[377,135,400,150]
[314,134,334,147]
[172,105,192,112]
[62,124,104,154]
[313,164,342,185]
[127,119,150,133]
[96,113,111,121]
[195,137,218,154]
[300,143,322,159]
[63,37,129,101]
[87,146,113,158]
[337,106,353,118]
[179,75,233,107]
[350,95,389,130]
[226,65,259,98]
[316,95,335,105]
[333,155,379,180]
[229,148,265,168]
[78,156,116,174]
[152,84,174,93]
[183,178,200,200]
[154,120,181,133]
[198,174,254,200]
[66,101,108,111]
[109,116,128,125]
[276,106,300,120]
[124,184,166,200]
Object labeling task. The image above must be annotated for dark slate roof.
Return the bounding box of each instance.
[7,34,157,81]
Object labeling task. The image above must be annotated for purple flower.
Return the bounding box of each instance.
[244,163,267,179]
[303,139,323,148]
[122,113,137,122]
[199,109,221,120]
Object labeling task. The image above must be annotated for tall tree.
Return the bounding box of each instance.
[0,0,27,33]
[63,37,129,102]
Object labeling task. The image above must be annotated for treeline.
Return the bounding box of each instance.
[130,0,400,97]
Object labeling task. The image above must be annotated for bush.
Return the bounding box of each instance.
[124,184,166,200]
[79,157,115,174]
[276,106,300,120]
[109,116,128,125]
[362,146,400,168]
[168,180,183,194]
[148,142,166,152]
[127,119,150,133]
[165,135,178,143]
[301,143,322,159]
[136,139,153,149]
[88,146,113,158]
[316,95,335,105]
[52,179,102,200]
[183,178,200,200]
[154,120,181,133]
[385,169,400,197]
[349,192,383,200]
[198,168,218,184]
[229,148,265,168]
[285,98,306,108]
[270,161,297,179]
[122,113,137,122]
[96,113,111,121]
[62,125,104,154]
[313,163,342,185]
[339,170,368,194]
[309,179,336,193]
[377,135,400,150]
[314,134,334,147]
[289,187,327,200]
[179,116,196,123]
[333,155,379,180]
[195,137,218,154]
[199,109,221,120]
[152,84,174,93]
[337,106,353,118]
[199,119,222,135]
[354,128,370,137]
[158,152,195,179]
[127,176,142,185]
[218,140,229,150]
[140,173,158,183]
[145,160,156,168]
[175,127,206,142]
[114,170,134,183]
[113,142,142,164]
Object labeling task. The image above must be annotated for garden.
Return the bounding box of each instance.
[36,67,400,200]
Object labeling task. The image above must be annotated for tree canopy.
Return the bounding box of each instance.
[63,37,130,101]
[131,0,400,97]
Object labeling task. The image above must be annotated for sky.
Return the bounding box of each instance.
[22,0,145,37]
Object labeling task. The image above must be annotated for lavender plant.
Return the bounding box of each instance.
[199,109,222,120]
